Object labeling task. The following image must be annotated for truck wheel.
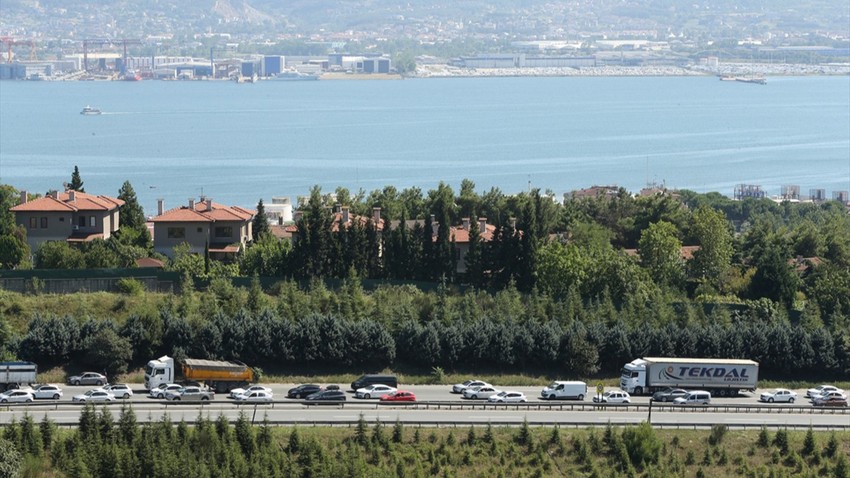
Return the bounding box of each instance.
[634,387,643,396]
[577,394,584,401]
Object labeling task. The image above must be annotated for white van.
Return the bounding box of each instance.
[673,390,711,405]
[541,381,587,400]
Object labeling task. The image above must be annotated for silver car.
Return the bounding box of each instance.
[72,390,115,403]
[31,384,63,400]
[68,372,107,386]
[166,386,214,401]
[0,390,35,403]
[102,384,133,399]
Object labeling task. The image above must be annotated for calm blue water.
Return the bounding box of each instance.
[1,76,848,214]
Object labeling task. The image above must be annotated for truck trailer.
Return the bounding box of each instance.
[144,355,253,393]
[0,361,38,390]
[620,357,759,396]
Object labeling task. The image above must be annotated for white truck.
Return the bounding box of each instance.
[620,357,759,397]
[0,361,38,390]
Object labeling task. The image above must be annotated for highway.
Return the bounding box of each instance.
[1,384,848,429]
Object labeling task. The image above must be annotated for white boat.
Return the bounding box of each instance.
[80,106,101,115]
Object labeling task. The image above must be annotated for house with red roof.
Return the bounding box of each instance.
[150,196,255,260]
[10,189,125,251]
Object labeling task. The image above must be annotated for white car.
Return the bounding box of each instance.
[452,380,490,394]
[759,388,797,403]
[72,390,115,403]
[806,385,842,399]
[812,391,848,406]
[487,391,528,403]
[0,390,35,403]
[355,384,397,399]
[230,385,273,400]
[463,386,501,400]
[31,384,63,400]
[149,383,182,399]
[593,390,631,404]
[102,384,133,399]
[237,391,274,403]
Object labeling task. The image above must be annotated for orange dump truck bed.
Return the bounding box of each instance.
[181,359,253,383]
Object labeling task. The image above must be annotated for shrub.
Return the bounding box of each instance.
[115,278,145,295]
[708,424,728,446]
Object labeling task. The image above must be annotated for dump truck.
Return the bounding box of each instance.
[0,361,38,390]
[144,355,253,393]
[620,357,759,397]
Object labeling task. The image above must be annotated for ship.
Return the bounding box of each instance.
[123,70,141,81]
[271,71,319,81]
[735,76,767,85]
[80,106,101,115]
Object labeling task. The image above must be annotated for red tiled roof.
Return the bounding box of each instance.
[11,190,124,213]
[151,198,255,224]
[135,257,165,268]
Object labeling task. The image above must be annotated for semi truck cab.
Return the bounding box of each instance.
[620,359,647,395]
[144,356,175,390]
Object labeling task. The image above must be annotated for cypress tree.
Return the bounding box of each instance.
[69,165,85,192]
[253,199,270,239]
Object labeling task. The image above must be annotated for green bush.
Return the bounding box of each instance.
[115,278,145,295]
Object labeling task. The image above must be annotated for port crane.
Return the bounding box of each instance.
[0,37,36,62]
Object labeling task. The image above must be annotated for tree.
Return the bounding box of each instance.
[689,206,733,291]
[69,165,85,192]
[116,181,151,249]
[0,234,29,269]
[749,236,799,308]
[253,199,270,239]
[638,220,685,289]
[34,241,86,269]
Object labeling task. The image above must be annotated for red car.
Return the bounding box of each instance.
[380,390,416,402]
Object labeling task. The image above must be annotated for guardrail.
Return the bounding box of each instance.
[1,399,848,415]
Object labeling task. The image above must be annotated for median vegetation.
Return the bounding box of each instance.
[1,406,848,478]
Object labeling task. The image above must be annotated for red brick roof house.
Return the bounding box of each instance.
[10,189,125,251]
[150,197,254,260]
[284,206,386,238]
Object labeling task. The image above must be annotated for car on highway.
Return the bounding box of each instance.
[237,391,273,403]
[463,386,501,400]
[355,384,397,399]
[673,391,711,406]
[102,384,133,399]
[72,389,115,403]
[166,386,214,401]
[812,391,848,406]
[31,384,63,400]
[149,383,182,399]
[380,391,416,403]
[651,387,689,403]
[0,389,34,403]
[452,380,490,394]
[813,395,849,407]
[487,391,528,403]
[593,390,631,404]
[759,388,797,403]
[286,384,321,399]
[805,384,842,399]
[231,385,273,400]
[304,390,346,402]
[68,372,107,386]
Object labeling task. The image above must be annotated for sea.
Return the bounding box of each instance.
[1,75,848,214]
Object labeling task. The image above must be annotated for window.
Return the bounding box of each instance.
[40,217,47,228]
[197,227,202,233]
[79,216,85,227]
[29,217,37,229]
[167,227,185,239]
[89,216,96,227]
[214,226,233,238]
[59,217,64,222]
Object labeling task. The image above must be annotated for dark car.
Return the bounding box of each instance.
[288,384,322,399]
[651,387,689,402]
[304,390,346,403]
[350,374,398,391]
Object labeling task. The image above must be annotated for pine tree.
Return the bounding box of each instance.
[69,165,85,192]
[253,199,270,240]
[116,181,151,249]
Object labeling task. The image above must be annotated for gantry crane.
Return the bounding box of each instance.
[0,37,37,62]
[82,38,142,72]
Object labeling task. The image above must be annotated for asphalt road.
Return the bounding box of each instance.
[1,383,847,428]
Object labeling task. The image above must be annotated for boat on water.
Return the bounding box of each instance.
[80,106,101,115]
[736,77,767,85]
[271,71,319,81]
[123,70,141,81]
